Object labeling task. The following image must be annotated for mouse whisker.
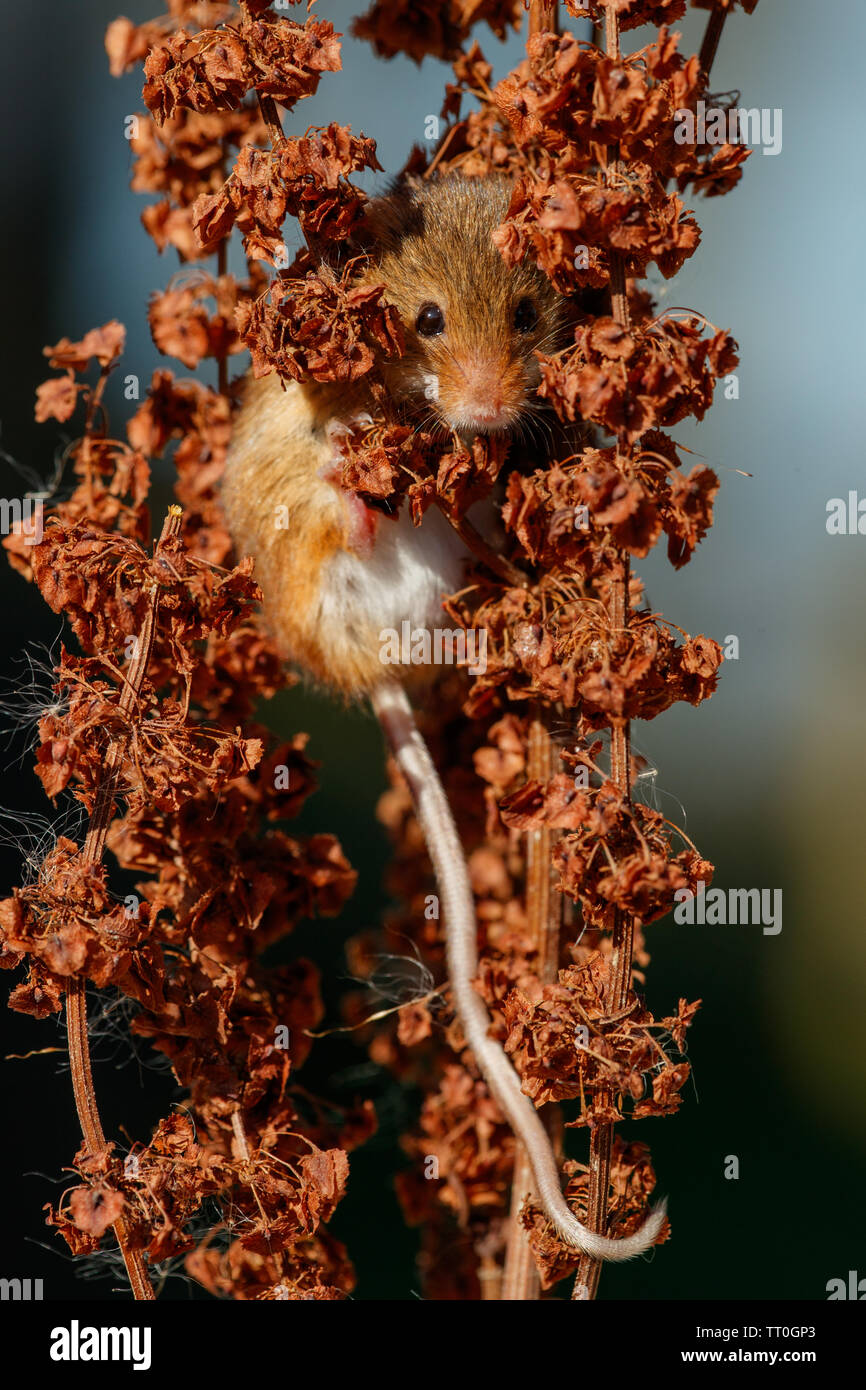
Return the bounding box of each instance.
[436,338,469,386]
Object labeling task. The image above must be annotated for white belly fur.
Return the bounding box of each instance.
[318,499,469,642]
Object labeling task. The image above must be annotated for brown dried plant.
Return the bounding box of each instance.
[2,0,759,1300]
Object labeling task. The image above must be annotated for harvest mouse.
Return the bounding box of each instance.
[222,175,665,1262]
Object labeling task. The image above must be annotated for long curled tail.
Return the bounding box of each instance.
[371,678,666,1264]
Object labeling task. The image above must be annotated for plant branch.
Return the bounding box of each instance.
[256,91,286,151]
[79,363,113,508]
[502,708,562,1300]
[699,5,729,81]
[573,3,636,1303]
[434,502,529,588]
[216,138,229,397]
[65,505,183,1302]
[217,236,228,397]
[528,1,559,43]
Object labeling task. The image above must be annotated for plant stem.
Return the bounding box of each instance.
[65,985,153,1299]
[501,710,562,1300]
[239,1,287,152]
[79,364,112,509]
[256,92,286,151]
[435,503,528,589]
[65,506,182,1302]
[699,5,729,80]
[528,1,559,42]
[572,3,635,1304]
[217,236,228,397]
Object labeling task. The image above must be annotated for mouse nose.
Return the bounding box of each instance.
[465,395,505,421]
[455,361,514,429]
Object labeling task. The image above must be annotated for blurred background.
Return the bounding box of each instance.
[0,0,863,1301]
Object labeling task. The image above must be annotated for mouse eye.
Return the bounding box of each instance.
[415,303,445,337]
[514,298,538,334]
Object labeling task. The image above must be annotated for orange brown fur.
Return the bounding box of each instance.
[221,371,375,693]
[221,176,565,695]
[362,176,563,432]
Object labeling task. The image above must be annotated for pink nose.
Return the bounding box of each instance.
[454,361,514,428]
[465,397,504,420]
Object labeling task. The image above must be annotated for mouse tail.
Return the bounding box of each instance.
[370,678,666,1265]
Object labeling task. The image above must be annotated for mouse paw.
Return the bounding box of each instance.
[320,414,379,558]
[323,413,374,456]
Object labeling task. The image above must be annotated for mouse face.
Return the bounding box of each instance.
[363,176,565,437]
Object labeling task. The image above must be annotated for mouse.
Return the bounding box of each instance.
[221,173,666,1263]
